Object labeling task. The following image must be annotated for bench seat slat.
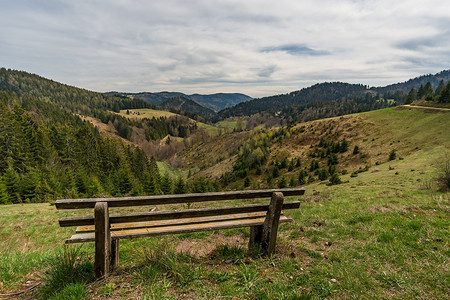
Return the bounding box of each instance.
[60,201,301,227]
[76,211,269,233]
[66,215,292,244]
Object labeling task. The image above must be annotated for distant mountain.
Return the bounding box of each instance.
[219,82,368,118]
[109,91,252,112]
[189,93,252,111]
[161,96,217,122]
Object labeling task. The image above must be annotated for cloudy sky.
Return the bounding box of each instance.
[1,0,450,97]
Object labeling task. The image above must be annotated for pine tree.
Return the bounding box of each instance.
[0,178,10,204]
[438,81,450,103]
[389,150,397,161]
[328,173,342,185]
[289,176,297,187]
[174,176,186,194]
[339,139,349,153]
[19,167,41,202]
[278,176,287,188]
[405,88,416,104]
[318,169,329,181]
[298,170,306,185]
[244,177,250,187]
[417,84,425,99]
[3,162,20,203]
[160,172,173,194]
[434,80,445,101]
[423,82,434,100]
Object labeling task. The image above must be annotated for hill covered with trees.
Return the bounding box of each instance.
[111,91,252,112]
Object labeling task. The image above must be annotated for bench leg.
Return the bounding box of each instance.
[261,192,284,256]
[95,202,111,278]
[248,225,263,253]
[111,239,119,267]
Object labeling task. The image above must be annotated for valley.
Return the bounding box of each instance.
[0,68,449,299]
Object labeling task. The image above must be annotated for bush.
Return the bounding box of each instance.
[328,173,342,185]
[389,150,397,161]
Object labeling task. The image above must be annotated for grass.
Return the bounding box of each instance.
[118,108,179,119]
[0,107,449,299]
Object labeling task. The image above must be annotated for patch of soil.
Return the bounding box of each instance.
[423,109,446,114]
[175,233,246,258]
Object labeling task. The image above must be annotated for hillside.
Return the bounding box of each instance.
[0,68,153,116]
[184,106,450,191]
[161,96,217,122]
[219,82,368,118]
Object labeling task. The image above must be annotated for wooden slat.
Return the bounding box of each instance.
[76,211,268,233]
[59,201,301,227]
[56,188,305,209]
[65,215,292,244]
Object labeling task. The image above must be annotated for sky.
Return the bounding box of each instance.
[1,0,450,98]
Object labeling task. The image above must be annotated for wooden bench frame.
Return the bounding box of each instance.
[55,188,305,278]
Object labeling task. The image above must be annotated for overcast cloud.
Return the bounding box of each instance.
[1,0,449,97]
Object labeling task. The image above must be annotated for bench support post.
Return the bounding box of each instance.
[248,225,263,253]
[95,202,111,278]
[111,239,119,267]
[261,192,284,256]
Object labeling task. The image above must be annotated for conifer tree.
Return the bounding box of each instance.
[278,176,287,188]
[160,172,173,194]
[438,81,450,103]
[298,170,307,185]
[174,176,187,194]
[3,161,20,203]
[406,88,416,104]
[434,80,445,100]
[0,178,10,204]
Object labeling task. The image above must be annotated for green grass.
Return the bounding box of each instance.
[118,108,178,119]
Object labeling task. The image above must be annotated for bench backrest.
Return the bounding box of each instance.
[55,188,306,210]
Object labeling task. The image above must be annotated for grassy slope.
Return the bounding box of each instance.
[118,108,218,134]
[117,108,179,119]
[0,106,449,299]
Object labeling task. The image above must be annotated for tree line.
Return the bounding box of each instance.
[405,80,450,104]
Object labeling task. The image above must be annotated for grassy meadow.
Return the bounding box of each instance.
[0,107,449,299]
[118,109,179,119]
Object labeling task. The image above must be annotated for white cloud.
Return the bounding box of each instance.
[1,0,449,97]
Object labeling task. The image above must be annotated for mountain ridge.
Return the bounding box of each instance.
[109,91,252,112]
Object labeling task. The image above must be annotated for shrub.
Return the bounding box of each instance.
[328,173,342,185]
[389,150,397,161]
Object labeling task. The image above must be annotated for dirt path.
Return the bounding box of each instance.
[403,104,450,111]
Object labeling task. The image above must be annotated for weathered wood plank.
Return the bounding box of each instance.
[261,192,284,256]
[94,202,110,278]
[55,188,305,209]
[60,201,301,227]
[76,211,269,233]
[65,215,293,244]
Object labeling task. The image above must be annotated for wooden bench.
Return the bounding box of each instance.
[55,188,305,278]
